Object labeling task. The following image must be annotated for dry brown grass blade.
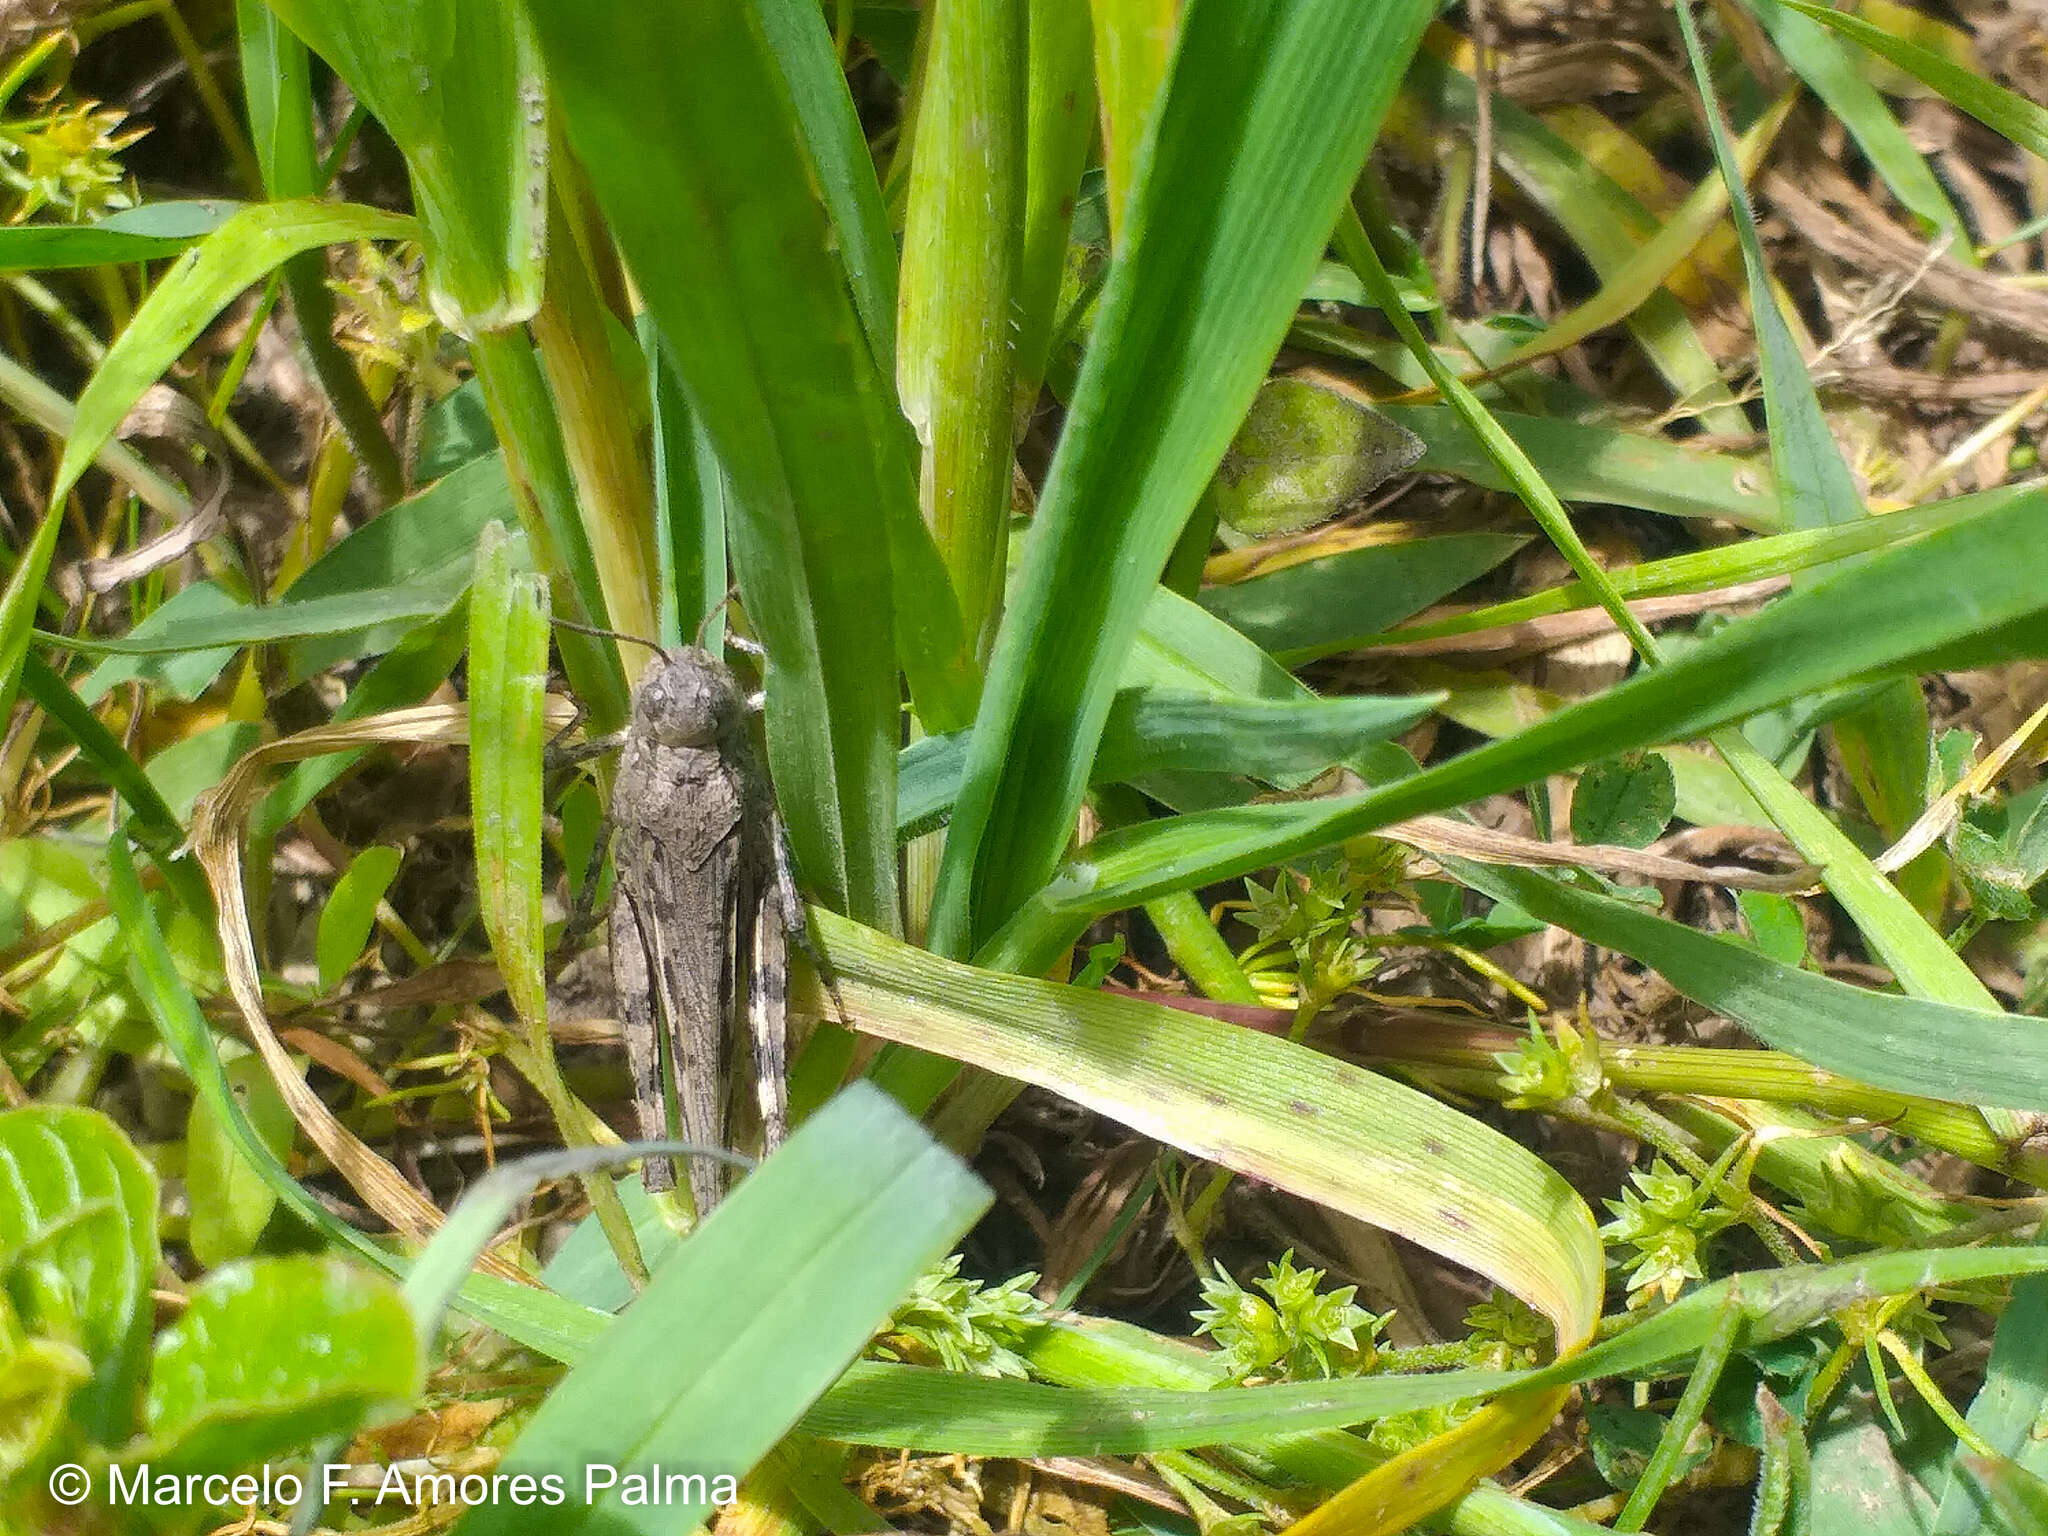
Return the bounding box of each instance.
[188,700,575,1285]
[1384,813,1814,890]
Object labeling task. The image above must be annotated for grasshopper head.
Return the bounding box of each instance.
[636,648,742,750]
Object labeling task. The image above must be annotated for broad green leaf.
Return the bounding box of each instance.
[1198,532,1526,663]
[144,721,264,826]
[463,1084,990,1536]
[897,687,1442,836]
[260,0,543,330]
[1970,1457,2048,1532]
[283,450,519,681]
[134,1255,419,1471]
[186,1052,299,1269]
[315,845,403,991]
[1811,1409,1938,1532]
[1736,890,1807,967]
[527,0,972,926]
[1571,751,1676,850]
[0,1289,88,1479]
[77,583,243,703]
[930,0,1435,953]
[0,1106,157,1444]
[1377,403,1783,529]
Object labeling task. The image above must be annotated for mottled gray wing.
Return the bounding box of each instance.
[608,740,745,1212]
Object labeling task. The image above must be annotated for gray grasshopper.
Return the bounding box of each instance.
[605,646,797,1215]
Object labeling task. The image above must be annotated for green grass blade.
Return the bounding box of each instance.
[1674,0,1995,1011]
[236,0,402,500]
[462,337,630,733]
[43,581,466,656]
[644,325,728,651]
[0,201,232,270]
[1934,1274,2048,1532]
[982,483,2048,969]
[0,201,414,735]
[1088,0,1174,238]
[467,525,550,1036]
[21,655,212,918]
[897,687,1443,835]
[107,831,397,1276]
[44,200,412,506]
[820,910,1604,1350]
[929,0,1434,954]
[526,0,973,922]
[1372,402,1784,529]
[1200,532,1527,663]
[462,1083,990,1536]
[469,524,642,1277]
[1740,0,1970,248]
[1782,0,2048,163]
[1355,482,2031,652]
[1401,51,1748,436]
[1015,0,1095,402]
[1448,861,2031,1142]
[262,0,545,330]
[756,0,900,366]
[898,0,1025,649]
[1675,0,1863,531]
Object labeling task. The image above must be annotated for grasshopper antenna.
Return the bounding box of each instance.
[694,591,767,663]
[552,616,665,655]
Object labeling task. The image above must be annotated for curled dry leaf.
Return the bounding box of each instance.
[188,699,577,1284]
[74,386,232,594]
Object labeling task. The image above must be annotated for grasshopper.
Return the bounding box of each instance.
[605,646,797,1215]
